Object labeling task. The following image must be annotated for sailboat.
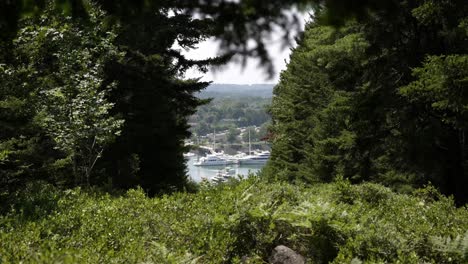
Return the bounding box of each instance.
[194,128,235,166]
[238,127,270,165]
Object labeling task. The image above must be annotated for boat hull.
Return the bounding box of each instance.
[193,161,230,166]
[238,159,268,165]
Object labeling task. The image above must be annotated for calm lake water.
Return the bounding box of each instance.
[185,156,265,182]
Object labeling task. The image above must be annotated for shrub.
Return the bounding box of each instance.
[0,178,467,263]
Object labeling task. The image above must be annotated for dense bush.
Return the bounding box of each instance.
[1,178,467,263]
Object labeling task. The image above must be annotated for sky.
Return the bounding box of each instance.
[182,13,308,85]
[183,38,293,85]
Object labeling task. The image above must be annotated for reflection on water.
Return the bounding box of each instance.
[185,156,265,182]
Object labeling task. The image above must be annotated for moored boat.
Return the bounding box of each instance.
[183,152,196,158]
[211,166,237,183]
[238,151,270,165]
[194,154,230,166]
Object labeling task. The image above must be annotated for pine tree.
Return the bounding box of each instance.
[267,0,468,203]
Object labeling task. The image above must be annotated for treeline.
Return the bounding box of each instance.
[2,0,467,207]
[266,0,468,204]
[199,84,274,99]
[190,97,271,136]
[0,2,218,197]
[2,0,311,200]
[1,1,467,261]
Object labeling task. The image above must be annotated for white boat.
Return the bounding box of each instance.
[224,155,239,164]
[183,152,195,158]
[238,151,270,165]
[211,167,236,183]
[237,128,270,165]
[218,166,236,176]
[193,154,230,166]
[211,175,226,183]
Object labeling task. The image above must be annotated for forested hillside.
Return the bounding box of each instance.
[190,84,272,136]
[199,84,274,98]
[266,0,468,204]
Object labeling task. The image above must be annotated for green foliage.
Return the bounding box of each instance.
[1,179,467,263]
[0,20,67,193]
[267,22,367,183]
[267,0,468,203]
[226,126,241,143]
[192,96,271,137]
[242,126,259,143]
[431,231,468,262]
[12,5,125,186]
[1,1,418,76]
[400,55,468,129]
[0,0,216,194]
[95,2,216,194]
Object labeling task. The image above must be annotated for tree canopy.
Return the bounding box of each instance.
[0,1,219,195]
[0,0,413,76]
[1,0,468,205]
[265,0,468,204]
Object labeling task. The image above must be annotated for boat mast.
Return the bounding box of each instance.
[248,127,251,155]
[213,128,216,152]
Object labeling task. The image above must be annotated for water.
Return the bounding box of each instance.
[185,156,265,182]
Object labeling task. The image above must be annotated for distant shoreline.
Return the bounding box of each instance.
[198,83,274,98]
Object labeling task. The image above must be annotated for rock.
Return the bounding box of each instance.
[241,255,250,263]
[269,245,305,264]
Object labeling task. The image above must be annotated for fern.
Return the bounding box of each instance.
[431,231,468,262]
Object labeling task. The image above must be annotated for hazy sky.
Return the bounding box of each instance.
[183,14,308,85]
[183,38,292,84]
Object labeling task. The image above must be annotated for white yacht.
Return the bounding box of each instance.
[217,167,236,177]
[193,154,230,166]
[211,167,236,183]
[237,127,270,165]
[238,151,270,165]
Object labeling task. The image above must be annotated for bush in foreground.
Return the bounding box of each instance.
[1,178,467,263]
